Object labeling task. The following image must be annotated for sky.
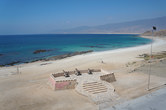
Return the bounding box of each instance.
[0,0,166,35]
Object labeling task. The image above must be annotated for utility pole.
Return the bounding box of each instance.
[147,26,156,91]
[16,66,21,80]
[17,66,19,74]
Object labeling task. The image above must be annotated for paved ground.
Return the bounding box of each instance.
[61,72,118,104]
[104,86,166,110]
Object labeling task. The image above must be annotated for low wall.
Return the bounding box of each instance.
[53,73,64,77]
[49,75,77,90]
[100,73,116,83]
[55,79,77,90]
[52,69,101,77]
[49,69,101,90]
[48,75,56,90]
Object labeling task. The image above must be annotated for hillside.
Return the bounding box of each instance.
[142,29,166,36]
[54,16,166,34]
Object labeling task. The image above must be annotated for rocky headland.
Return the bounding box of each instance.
[142,29,166,37]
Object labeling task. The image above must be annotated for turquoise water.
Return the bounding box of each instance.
[0,34,152,66]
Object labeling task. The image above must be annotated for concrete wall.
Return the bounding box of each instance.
[100,73,116,83]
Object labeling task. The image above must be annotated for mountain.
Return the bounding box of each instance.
[54,16,166,34]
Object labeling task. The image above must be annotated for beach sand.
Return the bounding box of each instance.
[0,36,166,110]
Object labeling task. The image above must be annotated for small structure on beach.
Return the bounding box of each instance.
[48,68,117,103]
[100,70,116,83]
[48,68,116,91]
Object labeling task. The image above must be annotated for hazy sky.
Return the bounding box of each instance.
[0,0,166,34]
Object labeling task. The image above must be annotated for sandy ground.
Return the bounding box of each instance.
[104,86,166,110]
[0,36,166,110]
[136,59,166,77]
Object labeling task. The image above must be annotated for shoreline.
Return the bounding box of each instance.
[0,35,166,77]
[0,35,152,67]
[0,35,166,110]
[0,50,94,67]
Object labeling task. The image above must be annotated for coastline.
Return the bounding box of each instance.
[0,34,151,67]
[0,35,166,76]
[0,35,166,110]
[0,34,150,67]
[0,36,166,76]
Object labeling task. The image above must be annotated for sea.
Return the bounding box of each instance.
[0,34,152,66]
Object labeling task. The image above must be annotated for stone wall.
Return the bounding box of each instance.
[48,75,56,90]
[49,75,77,90]
[52,69,101,77]
[100,73,116,83]
[49,69,101,90]
[55,79,77,90]
[53,73,64,77]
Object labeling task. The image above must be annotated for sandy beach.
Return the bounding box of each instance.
[0,36,166,110]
